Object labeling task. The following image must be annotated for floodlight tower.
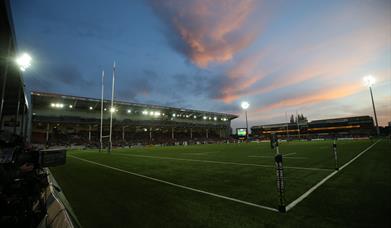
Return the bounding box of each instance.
[241,101,250,139]
[363,75,380,135]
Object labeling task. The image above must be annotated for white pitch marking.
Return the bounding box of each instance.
[248,155,308,160]
[283,153,297,156]
[111,153,331,172]
[69,155,279,212]
[285,139,381,212]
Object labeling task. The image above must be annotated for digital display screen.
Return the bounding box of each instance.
[237,128,247,137]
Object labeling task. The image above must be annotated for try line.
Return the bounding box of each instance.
[69,155,279,213]
[285,139,382,212]
[106,153,331,172]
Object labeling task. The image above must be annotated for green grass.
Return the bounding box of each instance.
[50,139,391,227]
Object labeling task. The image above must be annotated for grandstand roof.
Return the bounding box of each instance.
[31,91,238,128]
[31,91,238,119]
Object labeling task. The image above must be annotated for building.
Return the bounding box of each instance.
[31,91,238,146]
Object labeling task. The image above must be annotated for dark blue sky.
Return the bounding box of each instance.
[11,0,391,128]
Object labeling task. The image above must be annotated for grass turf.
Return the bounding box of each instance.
[50,139,391,227]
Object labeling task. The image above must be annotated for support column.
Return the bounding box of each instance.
[190,128,193,139]
[219,128,222,138]
[171,127,174,140]
[20,103,25,137]
[88,125,92,141]
[206,128,208,139]
[46,123,50,143]
[122,126,126,141]
[0,38,11,131]
[14,87,21,134]
[149,127,152,141]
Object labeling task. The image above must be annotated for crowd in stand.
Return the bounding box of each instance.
[36,131,237,148]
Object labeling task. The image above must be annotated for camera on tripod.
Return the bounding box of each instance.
[0,131,67,227]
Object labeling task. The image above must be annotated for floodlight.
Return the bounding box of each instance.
[110,107,116,113]
[154,111,161,116]
[50,103,55,107]
[363,75,380,135]
[363,75,375,87]
[193,116,197,119]
[15,53,32,71]
[203,116,207,120]
[213,117,217,121]
[104,108,107,111]
[241,101,250,110]
[69,105,73,108]
[172,113,176,117]
[127,109,131,113]
[89,106,93,110]
[142,110,148,115]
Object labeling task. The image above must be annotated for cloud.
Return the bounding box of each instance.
[26,64,92,92]
[254,82,364,113]
[117,69,157,101]
[148,0,262,67]
[216,18,390,103]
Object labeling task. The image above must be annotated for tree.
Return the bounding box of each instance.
[290,113,308,123]
[297,113,308,123]
[290,114,295,123]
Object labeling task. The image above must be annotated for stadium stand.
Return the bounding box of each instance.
[251,116,375,140]
[30,91,238,147]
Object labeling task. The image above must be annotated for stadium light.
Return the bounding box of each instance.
[69,105,73,108]
[89,106,93,110]
[110,107,116,113]
[142,110,148,115]
[193,116,197,119]
[51,103,64,108]
[213,117,217,121]
[363,75,375,87]
[127,109,131,113]
[241,101,250,139]
[241,101,250,110]
[15,53,32,71]
[363,75,380,135]
[172,113,176,117]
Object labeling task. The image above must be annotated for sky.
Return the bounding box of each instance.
[11,0,391,130]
